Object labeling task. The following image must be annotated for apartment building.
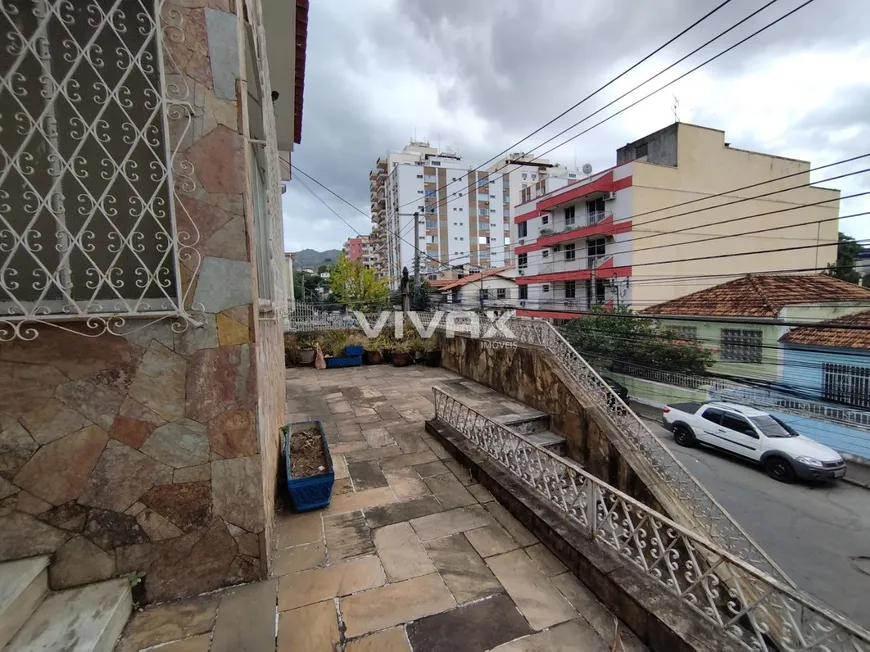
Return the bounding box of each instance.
[343,235,377,269]
[368,142,578,288]
[514,123,841,318]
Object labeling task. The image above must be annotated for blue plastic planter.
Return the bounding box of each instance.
[325,354,362,368]
[282,421,334,512]
[344,344,364,356]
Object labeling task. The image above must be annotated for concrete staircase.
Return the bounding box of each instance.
[0,556,131,652]
[495,412,567,457]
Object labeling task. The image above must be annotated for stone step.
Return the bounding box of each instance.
[6,578,131,652]
[0,556,50,650]
[524,430,567,456]
[496,413,550,435]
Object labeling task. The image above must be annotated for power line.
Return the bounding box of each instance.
[393,0,799,216]
[293,174,362,236]
[388,0,740,215]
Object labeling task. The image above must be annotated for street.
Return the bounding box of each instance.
[634,409,870,628]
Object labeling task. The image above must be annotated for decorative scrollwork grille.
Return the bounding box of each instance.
[0,0,198,340]
[434,387,870,652]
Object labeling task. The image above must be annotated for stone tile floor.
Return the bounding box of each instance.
[116,364,645,652]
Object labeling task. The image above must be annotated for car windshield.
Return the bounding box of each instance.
[750,415,797,438]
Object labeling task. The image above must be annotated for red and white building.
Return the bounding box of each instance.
[514,166,633,319]
[512,122,842,321]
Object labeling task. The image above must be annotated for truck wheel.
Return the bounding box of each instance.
[673,425,695,447]
[765,457,795,484]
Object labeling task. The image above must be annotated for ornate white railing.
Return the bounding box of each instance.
[490,317,792,584]
[433,387,870,652]
[0,0,201,341]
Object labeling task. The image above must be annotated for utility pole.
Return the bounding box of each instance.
[413,211,421,289]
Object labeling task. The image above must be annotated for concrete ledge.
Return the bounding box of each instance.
[425,418,744,652]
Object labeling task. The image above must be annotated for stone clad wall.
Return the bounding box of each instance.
[437,335,662,509]
[0,1,281,604]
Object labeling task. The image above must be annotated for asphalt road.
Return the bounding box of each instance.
[635,409,870,629]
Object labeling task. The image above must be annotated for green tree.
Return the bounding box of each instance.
[559,307,714,375]
[329,254,389,310]
[825,232,862,284]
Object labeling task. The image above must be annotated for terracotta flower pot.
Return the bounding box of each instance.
[391,352,411,367]
[298,349,316,365]
[363,349,383,365]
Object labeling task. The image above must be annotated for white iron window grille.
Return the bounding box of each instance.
[0,0,199,341]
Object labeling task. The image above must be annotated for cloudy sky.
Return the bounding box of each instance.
[281,0,870,255]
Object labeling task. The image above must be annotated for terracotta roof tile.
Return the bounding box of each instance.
[437,267,513,292]
[779,309,870,350]
[640,274,870,318]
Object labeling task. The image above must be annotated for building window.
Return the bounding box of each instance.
[542,284,550,293]
[542,249,549,258]
[518,222,528,238]
[565,281,576,299]
[416,174,423,178]
[721,329,763,363]
[564,206,575,225]
[564,243,576,262]
[496,288,507,300]
[522,173,528,180]
[479,288,490,300]
[541,214,549,225]
[426,219,437,228]
[585,278,606,307]
[519,285,528,300]
[671,326,697,342]
[587,237,606,264]
[823,364,870,408]
[518,253,528,269]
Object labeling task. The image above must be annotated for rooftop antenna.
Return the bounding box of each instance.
[672,94,680,122]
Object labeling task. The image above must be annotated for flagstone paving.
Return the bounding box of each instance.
[115,365,645,652]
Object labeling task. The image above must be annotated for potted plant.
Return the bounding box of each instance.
[409,337,428,364]
[363,338,383,365]
[391,340,412,367]
[424,337,442,367]
[344,333,367,357]
[376,333,394,364]
[282,420,334,511]
[298,337,317,365]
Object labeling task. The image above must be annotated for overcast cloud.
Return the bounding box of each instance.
[282,0,870,254]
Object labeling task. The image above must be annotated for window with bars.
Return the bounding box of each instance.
[564,281,576,298]
[496,288,506,300]
[823,363,870,409]
[519,285,528,300]
[517,253,527,269]
[564,206,575,225]
[1,0,187,328]
[720,329,763,363]
[671,326,698,342]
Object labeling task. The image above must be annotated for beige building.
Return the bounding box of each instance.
[514,123,840,318]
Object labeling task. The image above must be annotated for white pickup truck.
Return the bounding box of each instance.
[662,401,845,483]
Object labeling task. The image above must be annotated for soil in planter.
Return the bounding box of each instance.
[290,426,328,477]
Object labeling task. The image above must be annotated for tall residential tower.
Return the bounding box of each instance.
[368,142,578,287]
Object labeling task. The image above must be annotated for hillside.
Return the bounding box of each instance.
[291,248,341,270]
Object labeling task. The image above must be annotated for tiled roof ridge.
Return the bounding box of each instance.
[748,274,779,316]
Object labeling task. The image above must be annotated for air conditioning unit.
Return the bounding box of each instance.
[606,191,617,200]
[518,239,525,245]
[518,269,525,276]
[519,300,526,307]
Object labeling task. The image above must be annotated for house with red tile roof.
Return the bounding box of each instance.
[639,274,870,382]
[431,267,518,311]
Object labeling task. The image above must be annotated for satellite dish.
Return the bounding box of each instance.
[582,163,593,175]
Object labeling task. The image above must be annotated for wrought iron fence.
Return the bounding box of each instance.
[433,387,870,652]
[709,379,870,430]
[606,359,708,390]
[0,0,200,340]
[489,317,791,583]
